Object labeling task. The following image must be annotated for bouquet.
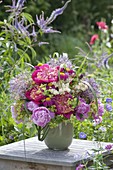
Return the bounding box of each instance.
[9,53,104,140]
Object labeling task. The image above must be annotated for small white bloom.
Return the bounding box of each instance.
[106,42,111,48]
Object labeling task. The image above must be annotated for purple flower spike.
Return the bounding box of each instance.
[36,1,70,34]
[32,107,52,127]
[47,0,71,24]
[16,0,26,9]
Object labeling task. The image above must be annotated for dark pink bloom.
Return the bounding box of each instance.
[53,93,74,117]
[43,97,53,107]
[25,86,45,103]
[90,34,99,45]
[96,21,108,30]
[32,64,58,84]
[32,107,53,127]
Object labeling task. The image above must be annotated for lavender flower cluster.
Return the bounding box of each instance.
[9,71,32,100]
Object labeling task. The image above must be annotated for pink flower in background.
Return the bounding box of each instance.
[96,21,108,30]
[89,34,99,45]
[32,107,54,127]
[32,64,58,84]
[27,101,38,111]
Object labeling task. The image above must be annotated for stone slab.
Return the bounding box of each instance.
[0,137,113,170]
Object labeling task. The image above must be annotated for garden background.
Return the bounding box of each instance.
[0,0,113,148]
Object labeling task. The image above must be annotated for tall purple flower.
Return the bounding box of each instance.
[6,0,26,13]
[32,107,54,127]
[36,1,70,33]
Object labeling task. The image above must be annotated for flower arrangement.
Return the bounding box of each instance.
[9,53,104,141]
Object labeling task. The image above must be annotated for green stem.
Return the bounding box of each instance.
[37,125,50,141]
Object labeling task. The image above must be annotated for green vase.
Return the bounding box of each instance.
[44,122,73,150]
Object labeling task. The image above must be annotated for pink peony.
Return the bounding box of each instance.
[32,107,54,127]
[90,34,99,45]
[96,21,108,30]
[32,64,58,84]
[25,86,45,103]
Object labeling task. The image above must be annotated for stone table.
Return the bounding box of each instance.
[0,137,113,170]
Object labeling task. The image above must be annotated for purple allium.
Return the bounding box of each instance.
[79,132,87,139]
[76,164,84,170]
[32,107,52,127]
[48,53,73,69]
[106,98,112,103]
[105,144,113,150]
[106,104,112,112]
[27,101,38,112]
[75,102,90,121]
[9,71,32,100]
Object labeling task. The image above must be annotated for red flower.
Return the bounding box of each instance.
[89,34,99,45]
[96,21,108,30]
